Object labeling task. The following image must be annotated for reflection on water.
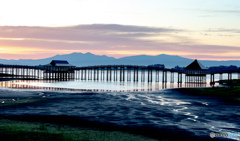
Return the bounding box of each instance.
[0,79,210,92]
[0,72,238,91]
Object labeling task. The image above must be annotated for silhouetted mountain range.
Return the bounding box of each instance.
[0,52,239,68]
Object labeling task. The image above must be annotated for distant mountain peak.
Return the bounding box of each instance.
[0,52,239,68]
[84,52,93,55]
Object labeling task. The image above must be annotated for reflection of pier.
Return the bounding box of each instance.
[0,80,206,92]
[0,60,240,86]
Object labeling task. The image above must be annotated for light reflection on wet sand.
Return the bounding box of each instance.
[0,89,239,140]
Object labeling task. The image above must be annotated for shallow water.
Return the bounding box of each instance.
[0,88,239,140]
[1,72,238,91]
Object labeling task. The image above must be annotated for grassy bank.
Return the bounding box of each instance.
[175,86,240,103]
[218,79,240,86]
[174,79,240,103]
[0,117,157,141]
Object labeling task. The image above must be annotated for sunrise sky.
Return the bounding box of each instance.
[0,0,239,60]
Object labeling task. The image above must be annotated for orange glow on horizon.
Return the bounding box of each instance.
[1,46,240,61]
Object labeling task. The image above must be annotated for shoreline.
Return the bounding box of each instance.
[172,86,240,103]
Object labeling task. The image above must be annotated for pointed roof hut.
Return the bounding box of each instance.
[185,59,207,84]
[185,59,206,70]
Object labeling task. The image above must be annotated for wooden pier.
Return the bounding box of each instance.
[73,65,178,83]
[0,60,240,85]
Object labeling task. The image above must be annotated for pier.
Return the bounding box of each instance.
[0,60,240,85]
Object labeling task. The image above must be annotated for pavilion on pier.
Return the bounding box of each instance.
[43,60,76,80]
[185,59,207,83]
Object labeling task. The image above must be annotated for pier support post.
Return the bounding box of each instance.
[162,71,165,83]
[120,67,124,81]
[178,73,182,83]
[84,69,87,80]
[165,71,167,83]
[219,73,223,81]
[141,68,145,82]
[133,67,139,82]
[127,67,131,81]
[107,67,109,81]
[133,67,136,82]
[162,70,167,83]
[123,67,125,81]
[228,73,232,82]
[93,68,96,80]
[114,67,117,81]
[81,69,83,80]
[97,68,99,80]
[156,69,159,82]
[148,69,152,82]
[210,74,215,84]
[137,67,138,82]
[88,69,90,80]
[0,65,3,74]
[101,67,104,81]
[170,72,174,83]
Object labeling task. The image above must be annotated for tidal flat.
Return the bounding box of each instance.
[0,84,239,141]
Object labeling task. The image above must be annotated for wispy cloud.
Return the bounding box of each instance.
[186,8,240,15]
[208,10,240,14]
[207,28,240,33]
[0,24,182,41]
[0,24,240,60]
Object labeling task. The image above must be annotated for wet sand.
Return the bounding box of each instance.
[1,87,236,141]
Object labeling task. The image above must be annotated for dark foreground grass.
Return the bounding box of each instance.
[219,79,240,86]
[0,117,158,141]
[0,115,226,141]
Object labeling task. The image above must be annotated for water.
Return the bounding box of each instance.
[0,72,239,140]
[0,72,237,92]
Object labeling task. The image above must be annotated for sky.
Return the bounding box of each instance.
[0,0,240,60]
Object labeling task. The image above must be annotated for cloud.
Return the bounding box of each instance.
[0,24,181,40]
[188,9,240,15]
[0,24,187,50]
[182,54,240,60]
[0,24,240,60]
[208,10,240,14]
[72,24,181,33]
[207,28,240,34]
